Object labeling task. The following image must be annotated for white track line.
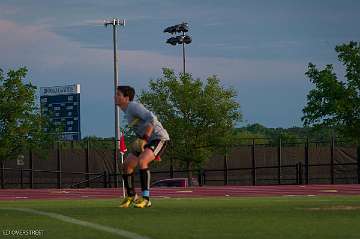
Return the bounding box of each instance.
[0,208,151,239]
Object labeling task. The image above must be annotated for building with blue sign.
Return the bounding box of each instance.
[40,84,81,140]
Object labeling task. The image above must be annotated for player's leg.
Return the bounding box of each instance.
[135,140,168,208]
[119,153,139,208]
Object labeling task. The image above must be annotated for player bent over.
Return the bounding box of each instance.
[115,86,170,208]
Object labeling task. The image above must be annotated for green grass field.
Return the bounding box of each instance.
[1,196,360,239]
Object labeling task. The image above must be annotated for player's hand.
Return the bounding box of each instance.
[130,138,147,154]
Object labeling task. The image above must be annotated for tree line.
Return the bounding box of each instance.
[1,42,359,177]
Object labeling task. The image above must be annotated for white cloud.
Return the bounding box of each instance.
[0,19,313,134]
[0,20,77,69]
[0,4,20,16]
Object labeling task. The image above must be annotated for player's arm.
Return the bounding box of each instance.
[129,104,155,154]
[141,123,153,142]
[130,103,155,140]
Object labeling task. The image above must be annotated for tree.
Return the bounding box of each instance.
[0,67,59,166]
[139,68,241,184]
[302,41,360,143]
[236,123,302,145]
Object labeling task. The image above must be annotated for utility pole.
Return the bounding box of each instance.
[104,18,125,188]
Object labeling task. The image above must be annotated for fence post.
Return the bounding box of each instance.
[113,149,118,188]
[304,138,309,184]
[357,145,360,184]
[296,163,299,184]
[170,158,174,178]
[202,170,206,186]
[103,171,108,188]
[224,150,228,185]
[198,169,203,186]
[330,136,335,184]
[29,149,33,189]
[57,142,62,189]
[86,140,90,188]
[0,160,4,189]
[20,168,24,189]
[277,137,282,185]
[298,162,303,185]
[251,138,256,186]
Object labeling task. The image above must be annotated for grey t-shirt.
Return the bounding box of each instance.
[124,101,170,141]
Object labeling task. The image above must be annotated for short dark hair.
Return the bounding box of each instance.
[117,86,135,101]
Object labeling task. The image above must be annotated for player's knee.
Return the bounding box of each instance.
[122,162,133,174]
[138,160,148,169]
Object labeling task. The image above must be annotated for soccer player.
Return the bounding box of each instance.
[115,86,170,208]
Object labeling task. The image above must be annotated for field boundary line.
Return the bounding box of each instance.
[0,207,151,239]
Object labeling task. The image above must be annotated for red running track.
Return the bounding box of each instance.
[1,184,360,201]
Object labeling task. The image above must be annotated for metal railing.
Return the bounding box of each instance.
[0,161,358,189]
[1,136,359,189]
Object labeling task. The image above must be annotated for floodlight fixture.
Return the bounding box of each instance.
[104,18,126,27]
[163,22,192,74]
[163,22,188,34]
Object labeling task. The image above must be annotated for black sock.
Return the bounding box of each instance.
[140,168,150,200]
[122,173,135,197]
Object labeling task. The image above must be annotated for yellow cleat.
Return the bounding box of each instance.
[119,196,136,208]
[134,197,152,208]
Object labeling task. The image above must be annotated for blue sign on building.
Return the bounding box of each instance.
[40,84,81,141]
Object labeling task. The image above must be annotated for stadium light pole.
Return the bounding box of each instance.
[104,18,125,188]
[164,22,192,75]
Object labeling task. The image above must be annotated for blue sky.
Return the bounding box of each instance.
[0,0,359,137]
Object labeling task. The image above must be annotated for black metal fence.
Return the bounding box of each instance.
[1,137,359,189]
